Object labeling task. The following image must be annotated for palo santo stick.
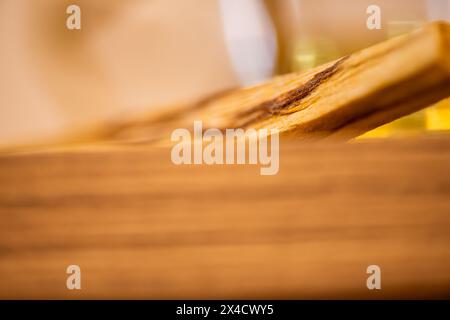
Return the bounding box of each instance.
[82,21,450,143]
[3,21,450,152]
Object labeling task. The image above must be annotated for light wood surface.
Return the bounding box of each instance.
[1,136,450,299]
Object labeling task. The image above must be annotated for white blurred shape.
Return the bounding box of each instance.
[427,0,450,21]
[219,0,278,86]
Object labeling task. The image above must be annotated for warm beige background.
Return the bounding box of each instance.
[0,0,238,145]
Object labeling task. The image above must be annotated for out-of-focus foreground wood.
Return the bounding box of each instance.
[0,136,450,299]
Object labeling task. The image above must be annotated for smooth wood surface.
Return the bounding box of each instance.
[1,136,450,299]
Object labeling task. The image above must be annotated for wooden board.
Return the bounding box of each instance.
[0,136,450,299]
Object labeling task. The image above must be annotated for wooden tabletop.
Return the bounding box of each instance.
[0,136,450,299]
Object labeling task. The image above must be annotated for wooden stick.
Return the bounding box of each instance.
[2,21,450,152]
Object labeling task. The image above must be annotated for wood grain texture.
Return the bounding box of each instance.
[0,137,450,299]
[2,21,449,153]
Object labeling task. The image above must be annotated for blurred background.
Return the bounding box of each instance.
[0,0,449,145]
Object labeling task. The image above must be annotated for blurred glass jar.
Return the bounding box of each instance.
[266,0,450,138]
